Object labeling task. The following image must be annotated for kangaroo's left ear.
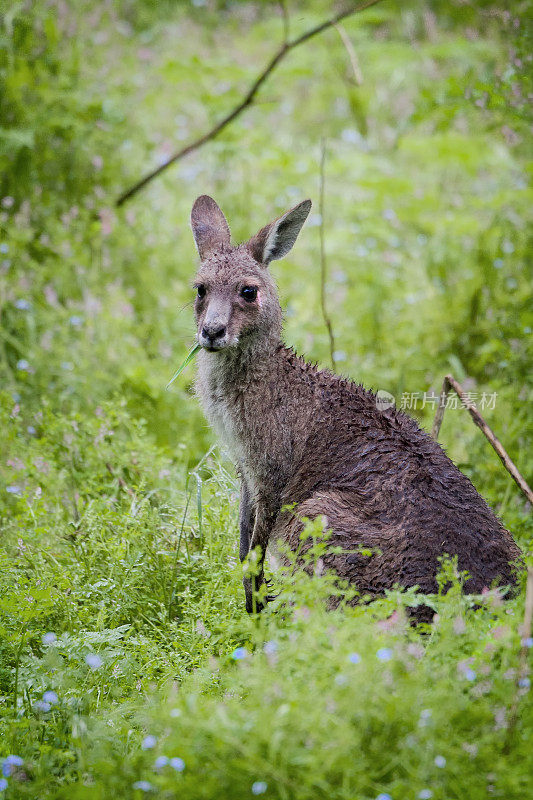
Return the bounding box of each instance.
[247,199,312,266]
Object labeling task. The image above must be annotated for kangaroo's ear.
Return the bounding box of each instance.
[191,195,231,260]
[247,199,312,266]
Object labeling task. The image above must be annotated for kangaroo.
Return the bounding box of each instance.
[190,194,521,617]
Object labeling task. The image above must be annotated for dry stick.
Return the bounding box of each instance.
[431,374,533,505]
[318,140,336,370]
[334,22,363,84]
[116,0,383,207]
[503,566,533,753]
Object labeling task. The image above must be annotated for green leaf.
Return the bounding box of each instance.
[166,344,201,389]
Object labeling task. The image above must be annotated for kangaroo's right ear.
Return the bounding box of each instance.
[247,199,312,266]
[191,195,231,260]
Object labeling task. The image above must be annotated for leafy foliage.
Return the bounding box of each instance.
[0,0,531,797]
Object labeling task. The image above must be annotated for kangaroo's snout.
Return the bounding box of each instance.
[200,321,227,350]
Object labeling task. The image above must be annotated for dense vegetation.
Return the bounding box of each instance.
[0,1,531,797]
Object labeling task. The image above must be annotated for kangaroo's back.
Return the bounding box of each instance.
[277,359,520,605]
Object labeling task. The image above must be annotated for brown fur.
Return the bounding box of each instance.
[190,195,522,617]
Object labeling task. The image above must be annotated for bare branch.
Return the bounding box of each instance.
[318,140,336,370]
[432,374,533,505]
[116,0,383,207]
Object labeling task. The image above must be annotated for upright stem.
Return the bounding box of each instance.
[318,140,336,370]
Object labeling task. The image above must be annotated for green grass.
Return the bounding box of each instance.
[0,0,532,797]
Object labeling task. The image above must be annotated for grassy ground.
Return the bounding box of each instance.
[0,1,532,797]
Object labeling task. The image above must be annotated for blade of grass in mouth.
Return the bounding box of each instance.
[166,344,201,389]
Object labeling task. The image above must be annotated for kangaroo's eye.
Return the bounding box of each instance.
[196,284,206,299]
[240,286,257,302]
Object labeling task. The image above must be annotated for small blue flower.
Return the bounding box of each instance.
[521,637,533,648]
[33,700,51,712]
[27,425,36,435]
[464,668,476,681]
[153,756,168,770]
[418,791,433,799]
[85,653,103,670]
[2,755,23,776]
[0,778,8,791]
[518,677,530,689]
[69,315,83,327]
[376,794,392,800]
[231,647,248,660]
[43,690,58,704]
[132,781,153,792]
[15,299,31,310]
[434,755,446,768]
[16,359,30,371]
[141,735,157,750]
[3,756,23,768]
[348,652,361,664]
[263,640,277,656]
[6,485,22,495]
[169,757,185,772]
[376,647,392,662]
[0,243,9,254]
[252,782,268,795]
[42,632,57,645]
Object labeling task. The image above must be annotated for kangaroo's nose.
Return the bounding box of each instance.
[202,324,226,341]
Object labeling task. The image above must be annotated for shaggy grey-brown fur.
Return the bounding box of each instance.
[190,195,522,617]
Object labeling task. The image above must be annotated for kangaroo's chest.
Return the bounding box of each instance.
[196,358,289,494]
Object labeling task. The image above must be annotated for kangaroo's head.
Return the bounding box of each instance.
[190,195,311,353]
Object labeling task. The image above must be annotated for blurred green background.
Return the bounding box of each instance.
[0,1,532,797]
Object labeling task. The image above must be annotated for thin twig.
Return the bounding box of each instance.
[431,374,533,505]
[318,139,336,370]
[116,0,383,206]
[334,22,363,84]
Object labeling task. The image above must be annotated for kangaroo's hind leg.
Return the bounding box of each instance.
[275,490,432,600]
